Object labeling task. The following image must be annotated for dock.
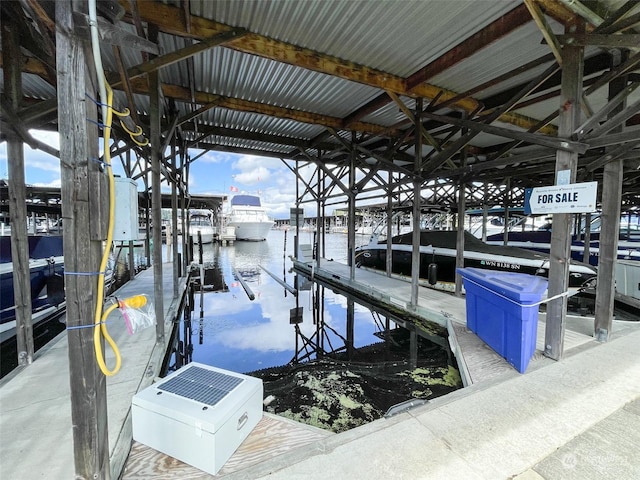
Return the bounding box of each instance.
[0,265,187,479]
[120,255,640,479]
[2,258,639,479]
[292,258,595,386]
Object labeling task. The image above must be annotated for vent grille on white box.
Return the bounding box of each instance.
[158,366,244,407]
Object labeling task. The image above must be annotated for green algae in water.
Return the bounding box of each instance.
[400,365,462,388]
[256,332,462,434]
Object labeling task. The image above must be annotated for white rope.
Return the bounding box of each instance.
[462,276,577,308]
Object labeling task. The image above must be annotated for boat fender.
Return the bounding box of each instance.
[428,263,438,285]
[47,273,65,306]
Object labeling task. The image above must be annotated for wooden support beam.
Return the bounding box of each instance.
[557,33,640,47]
[525,0,564,66]
[420,111,588,153]
[422,62,561,173]
[410,98,423,308]
[120,0,554,133]
[3,14,34,366]
[406,3,531,91]
[109,28,247,89]
[148,48,165,342]
[55,1,109,477]
[544,24,585,361]
[575,81,640,138]
[387,91,441,152]
[584,97,640,139]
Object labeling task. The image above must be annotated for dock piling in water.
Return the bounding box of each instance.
[232,266,256,301]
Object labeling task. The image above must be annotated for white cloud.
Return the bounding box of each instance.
[24,156,60,174]
[200,150,233,164]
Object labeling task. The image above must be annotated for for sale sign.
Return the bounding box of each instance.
[525,181,598,214]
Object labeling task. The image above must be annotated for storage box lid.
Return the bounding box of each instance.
[132,363,262,434]
[456,267,548,303]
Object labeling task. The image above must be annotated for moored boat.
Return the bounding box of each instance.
[485,230,640,266]
[355,230,598,291]
[0,235,65,325]
[227,195,274,241]
[188,212,215,244]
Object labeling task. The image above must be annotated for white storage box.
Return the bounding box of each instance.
[132,363,263,475]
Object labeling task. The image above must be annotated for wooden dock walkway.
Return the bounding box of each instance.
[0,264,187,479]
[292,258,594,386]
[122,413,332,479]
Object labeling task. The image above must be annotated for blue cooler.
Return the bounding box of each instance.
[456,268,548,373]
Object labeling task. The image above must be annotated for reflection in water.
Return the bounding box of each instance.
[169,230,379,374]
[168,230,462,434]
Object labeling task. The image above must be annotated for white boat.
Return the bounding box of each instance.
[227,195,274,241]
[189,212,214,244]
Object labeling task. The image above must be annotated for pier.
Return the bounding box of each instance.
[0,265,188,479]
[292,256,595,386]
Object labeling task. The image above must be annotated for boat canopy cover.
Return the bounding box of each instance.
[231,195,261,207]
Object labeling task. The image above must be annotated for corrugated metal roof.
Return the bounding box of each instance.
[2,0,639,200]
[182,0,520,76]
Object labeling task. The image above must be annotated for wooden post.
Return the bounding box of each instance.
[346,299,355,359]
[455,134,467,297]
[455,179,465,296]
[56,1,109,477]
[316,156,322,269]
[3,19,34,365]
[126,151,135,280]
[544,23,584,360]
[594,50,627,341]
[409,328,417,370]
[149,66,165,342]
[410,98,424,306]
[503,178,511,246]
[348,134,356,279]
[171,137,179,296]
[144,192,151,267]
[386,170,393,277]
[582,211,592,264]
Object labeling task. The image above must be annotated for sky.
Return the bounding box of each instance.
[0,129,345,220]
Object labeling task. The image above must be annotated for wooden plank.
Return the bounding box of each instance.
[557,34,640,48]
[122,414,331,479]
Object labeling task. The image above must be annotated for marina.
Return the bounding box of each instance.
[2,244,639,478]
[2,0,640,479]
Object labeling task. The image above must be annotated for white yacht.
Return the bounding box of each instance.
[227,195,274,241]
[188,211,215,244]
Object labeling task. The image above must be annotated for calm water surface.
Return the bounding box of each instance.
[177,230,375,374]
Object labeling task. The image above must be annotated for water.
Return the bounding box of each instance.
[173,230,377,374]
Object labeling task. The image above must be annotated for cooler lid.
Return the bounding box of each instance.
[456,267,548,303]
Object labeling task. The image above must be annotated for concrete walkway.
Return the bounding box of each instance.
[225,322,640,480]
[0,265,186,480]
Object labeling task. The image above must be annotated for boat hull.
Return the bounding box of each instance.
[229,221,273,241]
[356,230,597,290]
[189,230,214,244]
[0,256,65,324]
[485,231,640,266]
[227,195,274,241]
